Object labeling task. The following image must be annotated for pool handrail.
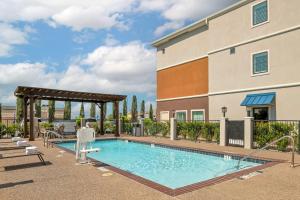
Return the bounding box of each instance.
[236,135,295,169]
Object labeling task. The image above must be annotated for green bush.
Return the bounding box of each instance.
[186,122,203,142]
[40,122,53,130]
[157,121,169,137]
[89,122,100,133]
[144,119,169,137]
[255,122,294,151]
[0,123,6,138]
[104,121,116,133]
[177,121,220,142]
[177,122,187,139]
[5,124,22,137]
[121,116,133,134]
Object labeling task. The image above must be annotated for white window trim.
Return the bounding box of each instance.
[191,109,205,121]
[175,110,187,121]
[159,111,169,121]
[251,49,270,77]
[251,0,270,28]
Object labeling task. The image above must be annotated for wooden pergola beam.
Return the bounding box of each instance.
[15,86,126,141]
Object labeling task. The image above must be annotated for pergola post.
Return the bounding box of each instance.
[114,101,120,137]
[29,97,35,141]
[100,102,104,135]
[23,97,28,138]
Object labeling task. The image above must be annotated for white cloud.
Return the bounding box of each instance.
[72,31,94,44]
[154,21,184,36]
[103,34,120,46]
[144,0,241,36]
[0,23,30,56]
[0,0,136,31]
[0,41,156,105]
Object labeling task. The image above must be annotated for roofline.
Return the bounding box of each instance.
[151,0,254,47]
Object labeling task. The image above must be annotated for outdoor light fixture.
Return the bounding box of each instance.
[221,106,227,117]
[172,110,176,118]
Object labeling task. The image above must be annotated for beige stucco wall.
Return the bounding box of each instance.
[209,86,300,120]
[209,28,300,93]
[208,0,300,51]
[156,26,209,69]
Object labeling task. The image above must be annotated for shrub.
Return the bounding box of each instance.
[121,116,132,134]
[187,122,203,142]
[40,122,54,130]
[0,123,6,138]
[90,122,100,133]
[104,121,115,133]
[202,123,215,142]
[5,124,22,137]
[177,122,187,139]
[144,120,169,137]
[157,122,169,137]
[255,122,294,151]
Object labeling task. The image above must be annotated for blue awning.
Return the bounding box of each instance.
[241,92,275,106]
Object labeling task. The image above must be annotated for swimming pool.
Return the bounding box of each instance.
[58,139,267,190]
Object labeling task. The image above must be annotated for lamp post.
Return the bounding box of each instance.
[221,106,227,118]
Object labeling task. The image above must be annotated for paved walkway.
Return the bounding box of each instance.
[0,136,299,200]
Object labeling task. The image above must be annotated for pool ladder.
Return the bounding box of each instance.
[44,130,64,148]
[236,135,295,169]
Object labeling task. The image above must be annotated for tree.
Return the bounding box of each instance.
[149,104,153,121]
[16,97,24,123]
[90,103,96,118]
[140,100,145,118]
[0,103,2,123]
[48,100,55,123]
[35,100,41,118]
[64,101,71,120]
[102,103,107,120]
[123,98,127,117]
[131,95,138,122]
[79,102,85,118]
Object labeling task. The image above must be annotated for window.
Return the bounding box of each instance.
[230,47,235,55]
[176,111,187,122]
[160,111,169,121]
[253,107,269,120]
[191,110,205,121]
[253,51,268,75]
[252,1,268,26]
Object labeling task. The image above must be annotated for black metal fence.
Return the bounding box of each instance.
[226,120,244,147]
[253,120,300,151]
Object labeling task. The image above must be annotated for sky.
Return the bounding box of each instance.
[0,0,240,116]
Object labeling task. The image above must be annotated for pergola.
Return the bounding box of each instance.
[14,86,126,141]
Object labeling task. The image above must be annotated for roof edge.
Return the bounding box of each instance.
[152,0,254,47]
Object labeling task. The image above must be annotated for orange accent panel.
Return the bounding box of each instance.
[157,57,208,99]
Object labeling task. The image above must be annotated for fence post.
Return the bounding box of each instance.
[244,117,254,149]
[139,118,144,136]
[170,118,177,140]
[298,121,300,153]
[220,117,228,146]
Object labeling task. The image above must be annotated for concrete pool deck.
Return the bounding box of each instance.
[1,135,300,200]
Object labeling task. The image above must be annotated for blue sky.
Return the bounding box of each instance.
[0,0,240,116]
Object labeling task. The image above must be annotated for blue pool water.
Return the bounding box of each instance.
[58,140,262,189]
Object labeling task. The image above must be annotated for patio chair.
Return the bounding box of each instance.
[0,138,31,151]
[61,121,77,135]
[0,146,46,165]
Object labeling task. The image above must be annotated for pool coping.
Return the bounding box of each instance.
[53,138,283,197]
